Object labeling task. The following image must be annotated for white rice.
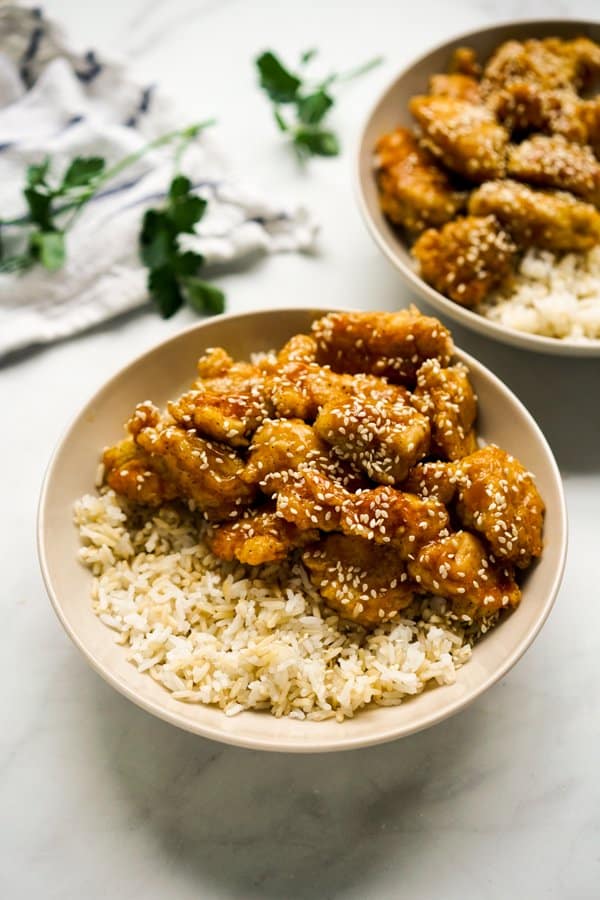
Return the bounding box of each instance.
[74,490,473,721]
[479,246,600,341]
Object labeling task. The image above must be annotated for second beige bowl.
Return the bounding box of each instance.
[38,307,567,751]
[356,19,600,357]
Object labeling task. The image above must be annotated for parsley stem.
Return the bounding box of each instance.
[319,55,383,89]
[0,119,216,230]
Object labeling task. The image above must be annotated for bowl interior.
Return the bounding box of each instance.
[357,19,600,357]
[39,308,567,751]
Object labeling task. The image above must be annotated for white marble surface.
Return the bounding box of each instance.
[2,0,600,897]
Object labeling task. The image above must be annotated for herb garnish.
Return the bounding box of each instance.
[255,49,382,160]
[140,175,225,319]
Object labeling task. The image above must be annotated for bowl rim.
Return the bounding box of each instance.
[355,17,600,357]
[37,306,569,752]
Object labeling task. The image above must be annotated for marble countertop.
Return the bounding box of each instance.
[2,0,600,897]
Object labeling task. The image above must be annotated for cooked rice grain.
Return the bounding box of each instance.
[479,246,600,341]
[74,490,471,721]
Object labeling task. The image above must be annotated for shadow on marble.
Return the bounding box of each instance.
[84,668,499,900]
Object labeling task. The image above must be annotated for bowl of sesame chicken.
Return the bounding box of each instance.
[39,307,567,750]
[357,20,600,354]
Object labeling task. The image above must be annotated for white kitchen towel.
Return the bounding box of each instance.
[0,4,317,358]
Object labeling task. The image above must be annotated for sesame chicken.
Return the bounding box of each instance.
[303,534,416,627]
[507,135,600,206]
[413,359,478,459]
[481,37,600,98]
[409,94,508,182]
[448,46,481,79]
[402,460,458,504]
[412,215,516,307]
[102,311,545,633]
[454,445,545,568]
[408,530,521,619]
[340,486,449,557]
[135,421,256,522]
[312,308,453,386]
[486,83,588,142]
[469,179,600,252]
[375,127,466,233]
[315,392,431,485]
[429,73,481,104]
[208,506,318,566]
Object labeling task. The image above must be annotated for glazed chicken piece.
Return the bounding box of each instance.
[486,83,588,142]
[277,333,318,365]
[266,360,352,421]
[402,461,458,504]
[469,179,600,251]
[481,37,600,97]
[454,445,545,569]
[579,97,600,157]
[408,530,521,620]
[429,72,481,104]
[170,347,273,448]
[243,418,325,493]
[409,94,508,182]
[207,506,318,566]
[315,391,431,485]
[412,215,516,307]
[340,486,450,558]
[413,359,478,460]
[375,127,465,233]
[448,46,481,79]
[103,436,178,506]
[507,135,600,206]
[168,384,270,448]
[303,534,416,627]
[131,415,256,522]
[276,468,351,532]
[312,308,453,386]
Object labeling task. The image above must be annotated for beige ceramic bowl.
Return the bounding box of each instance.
[356,19,600,357]
[38,308,567,752]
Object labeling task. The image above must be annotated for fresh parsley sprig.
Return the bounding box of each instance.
[0,120,214,276]
[255,49,382,160]
[140,175,225,319]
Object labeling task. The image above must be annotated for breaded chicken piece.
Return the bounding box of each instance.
[402,461,458,504]
[312,308,453,386]
[429,72,481,104]
[303,535,416,627]
[449,46,481,79]
[276,468,350,532]
[481,37,600,97]
[277,334,318,365]
[507,135,600,206]
[134,421,256,521]
[408,531,521,619]
[454,445,544,568]
[266,360,351,421]
[103,436,178,506]
[469,179,600,251]
[340,486,450,558]
[409,95,508,182]
[207,506,318,566]
[413,359,478,460]
[487,83,588,141]
[168,384,270,448]
[243,418,324,492]
[375,127,465,233]
[413,215,516,307]
[315,392,431,485]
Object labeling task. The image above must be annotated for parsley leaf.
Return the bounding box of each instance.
[256,51,301,103]
[140,175,225,319]
[255,48,382,161]
[0,120,215,280]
